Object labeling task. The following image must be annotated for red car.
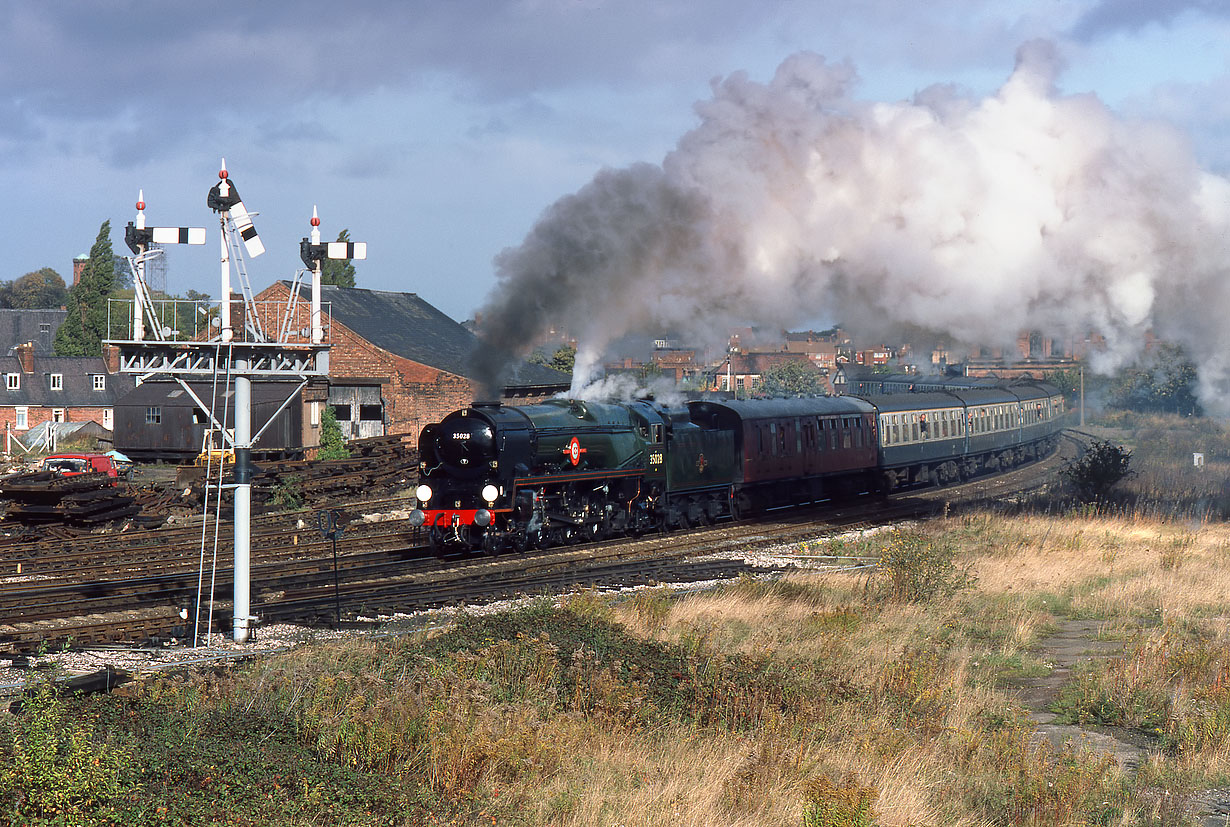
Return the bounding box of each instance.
[41,453,120,479]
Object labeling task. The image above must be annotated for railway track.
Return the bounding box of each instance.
[0,435,1074,653]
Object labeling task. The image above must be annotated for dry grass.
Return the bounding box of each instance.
[60,508,1230,826]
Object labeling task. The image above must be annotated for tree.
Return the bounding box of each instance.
[318,405,350,461]
[1,268,68,308]
[1109,343,1202,416]
[1047,367,1081,405]
[54,222,116,357]
[1061,440,1133,503]
[528,344,576,374]
[759,360,825,397]
[320,229,357,288]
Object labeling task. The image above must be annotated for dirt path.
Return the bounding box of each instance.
[1017,618,1230,826]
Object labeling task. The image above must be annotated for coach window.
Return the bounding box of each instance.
[843,419,852,449]
[769,423,778,456]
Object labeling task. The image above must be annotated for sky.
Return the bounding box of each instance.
[3,1,1229,354]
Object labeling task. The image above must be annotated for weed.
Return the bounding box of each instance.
[268,474,305,511]
[802,774,877,827]
[0,680,134,826]
[869,530,976,604]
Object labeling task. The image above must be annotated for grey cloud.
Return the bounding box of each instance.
[1071,0,1228,40]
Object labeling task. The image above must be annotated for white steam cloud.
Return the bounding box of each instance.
[473,41,1230,412]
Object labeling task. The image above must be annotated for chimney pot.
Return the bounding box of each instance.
[16,342,35,374]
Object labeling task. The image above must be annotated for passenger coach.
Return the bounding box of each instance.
[870,381,1064,491]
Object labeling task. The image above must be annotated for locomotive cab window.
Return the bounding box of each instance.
[651,424,663,443]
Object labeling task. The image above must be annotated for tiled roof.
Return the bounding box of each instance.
[1,356,132,407]
[0,309,66,355]
[315,284,568,388]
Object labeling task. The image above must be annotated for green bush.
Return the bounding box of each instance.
[871,530,976,603]
[0,681,134,825]
[1061,440,1133,503]
[318,405,350,461]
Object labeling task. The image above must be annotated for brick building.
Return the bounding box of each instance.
[254,283,569,443]
[709,351,819,395]
[0,342,133,448]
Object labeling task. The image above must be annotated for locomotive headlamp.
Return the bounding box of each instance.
[481,484,499,503]
[415,484,433,503]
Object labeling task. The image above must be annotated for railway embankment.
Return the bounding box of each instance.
[5,507,1230,825]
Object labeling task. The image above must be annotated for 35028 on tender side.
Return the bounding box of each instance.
[408,379,1065,553]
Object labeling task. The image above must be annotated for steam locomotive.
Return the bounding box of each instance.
[408,379,1065,552]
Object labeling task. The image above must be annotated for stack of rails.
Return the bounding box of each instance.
[0,471,139,526]
[176,433,420,510]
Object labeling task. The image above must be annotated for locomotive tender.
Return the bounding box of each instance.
[408,379,1065,552]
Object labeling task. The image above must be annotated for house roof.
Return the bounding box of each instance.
[305,284,568,388]
[0,309,66,355]
[1,355,133,407]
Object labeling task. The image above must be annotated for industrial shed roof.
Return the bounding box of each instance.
[313,284,568,388]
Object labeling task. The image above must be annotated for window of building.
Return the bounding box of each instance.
[52,408,65,422]
[6,374,18,390]
[310,401,321,426]
[93,374,106,391]
[15,407,27,429]
[359,404,383,421]
[50,374,63,390]
[103,408,113,429]
[39,323,50,334]
[332,404,351,422]
[146,406,162,425]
